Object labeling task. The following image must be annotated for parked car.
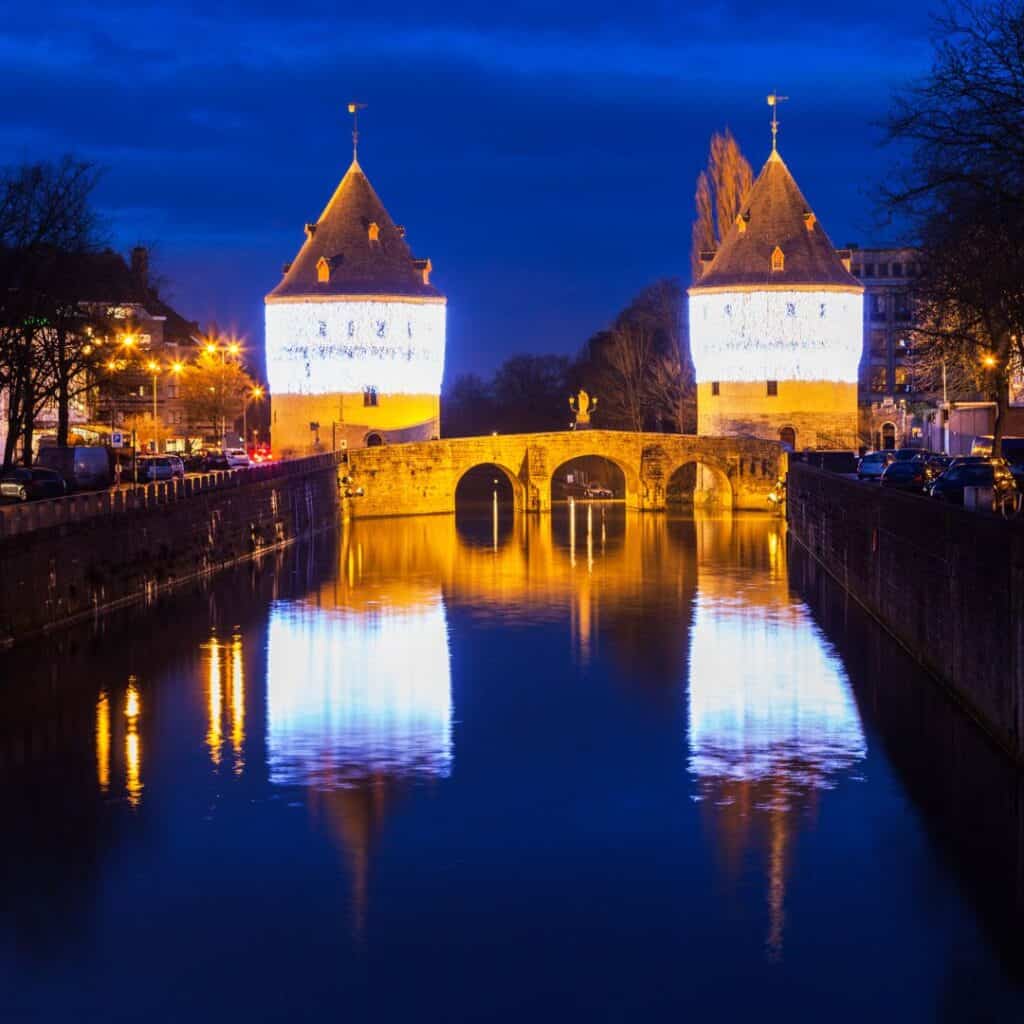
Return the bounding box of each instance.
[970,436,1024,489]
[880,459,928,493]
[180,452,206,472]
[584,483,614,499]
[857,451,895,480]
[36,445,113,490]
[0,467,67,502]
[138,456,177,482]
[166,455,185,479]
[202,451,231,471]
[920,453,952,486]
[224,448,251,468]
[929,459,1018,506]
[890,447,925,462]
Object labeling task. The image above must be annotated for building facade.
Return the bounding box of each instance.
[688,147,864,452]
[847,246,924,449]
[265,157,446,456]
[1,246,200,459]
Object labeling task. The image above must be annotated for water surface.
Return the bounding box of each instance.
[2,508,1022,1021]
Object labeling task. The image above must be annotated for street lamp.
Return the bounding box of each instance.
[243,385,264,450]
[146,359,161,453]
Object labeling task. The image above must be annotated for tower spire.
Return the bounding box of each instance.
[348,102,368,162]
[767,92,788,153]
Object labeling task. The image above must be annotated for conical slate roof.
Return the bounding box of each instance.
[267,159,442,301]
[691,150,860,291]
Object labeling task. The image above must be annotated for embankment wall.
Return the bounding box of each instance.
[786,462,1024,760]
[0,453,342,644]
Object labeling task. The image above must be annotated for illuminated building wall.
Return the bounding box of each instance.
[688,148,864,450]
[265,296,445,455]
[266,156,446,455]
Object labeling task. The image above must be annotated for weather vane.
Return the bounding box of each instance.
[348,102,368,161]
[767,92,789,152]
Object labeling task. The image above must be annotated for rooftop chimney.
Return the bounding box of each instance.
[131,245,149,286]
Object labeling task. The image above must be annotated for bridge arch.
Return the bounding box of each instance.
[453,461,526,512]
[665,457,733,509]
[549,452,636,505]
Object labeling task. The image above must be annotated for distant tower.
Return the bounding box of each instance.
[266,110,445,454]
[688,109,863,451]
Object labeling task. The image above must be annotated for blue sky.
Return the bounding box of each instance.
[1,1,935,378]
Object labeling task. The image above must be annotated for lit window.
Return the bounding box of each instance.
[770,246,785,272]
[894,366,910,392]
[870,365,889,392]
[766,380,778,396]
[363,386,378,407]
[711,381,720,397]
[316,257,330,283]
[368,222,380,242]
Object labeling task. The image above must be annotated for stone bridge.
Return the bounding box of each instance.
[345,430,785,516]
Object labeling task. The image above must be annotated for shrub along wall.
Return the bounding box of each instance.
[0,454,342,644]
[786,462,1024,761]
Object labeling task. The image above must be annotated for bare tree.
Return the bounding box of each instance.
[885,0,1024,453]
[0,156,103,464]
[690,129,754,281]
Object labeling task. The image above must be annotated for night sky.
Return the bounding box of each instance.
[2,2,934,380]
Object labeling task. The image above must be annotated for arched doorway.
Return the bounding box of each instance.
[881,422,896,450]
[779,426,797,451]
[365,432,384,447]
[666,460,732,509]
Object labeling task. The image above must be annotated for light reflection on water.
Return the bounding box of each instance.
[266,595,453,789]
[3,508,1023,1020]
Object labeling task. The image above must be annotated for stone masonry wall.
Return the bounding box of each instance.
[0,454,342,644]
[345,430,786,516]
[786,461,1024,760]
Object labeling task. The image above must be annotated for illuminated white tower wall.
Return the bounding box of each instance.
[688,148,863,450]
[266,157,446,454]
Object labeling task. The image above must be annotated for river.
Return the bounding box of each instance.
[1,507,1022,1021]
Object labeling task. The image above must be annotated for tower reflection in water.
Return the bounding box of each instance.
[687,553,867,959]
[265,570,453,932]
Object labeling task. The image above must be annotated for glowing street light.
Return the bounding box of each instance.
[243,384,265,448]
[983,353,997,369]
[146,359,161,453]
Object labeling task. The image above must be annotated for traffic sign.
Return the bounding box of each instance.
[111,431,124,447]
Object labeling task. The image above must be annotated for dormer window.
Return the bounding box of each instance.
[803,211,816,231]
[771,246,785,272]
[305,222,317,239]
[413,258,432,286]
[735,211,750,235]
[368,221,380,242]
[316,256,330,283]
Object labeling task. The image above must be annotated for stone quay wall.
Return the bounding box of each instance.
[0,452,343,644]
[786,461,1024,760]
[346,430,785,517]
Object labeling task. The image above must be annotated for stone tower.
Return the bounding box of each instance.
[266,157,446,455]
[688,147,863,451]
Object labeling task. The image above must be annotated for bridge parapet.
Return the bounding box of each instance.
[345,430,785,518]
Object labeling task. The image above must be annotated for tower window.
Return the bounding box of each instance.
[316,256,330,283]
[767,380,778,396]
[711,381,720,397]
[363,386,379,407]
[770,246,785,272]
[368,221,380,242]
